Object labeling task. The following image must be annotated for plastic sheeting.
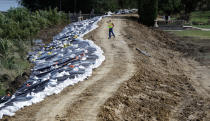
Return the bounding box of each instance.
[0,16,105,119]
[116,9,138,14]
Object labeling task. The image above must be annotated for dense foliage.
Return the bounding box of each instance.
[21,0,138,13]
[0,8,66,40]
[139,0,158,26]
[158,0,181,15]
[0,7,66,67]
[118,0,138,8]
[0,8,67,95]
[181,0,199,20]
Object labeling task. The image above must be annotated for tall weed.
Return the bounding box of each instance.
[0,39,10,58]
[0,56,15,70]
[0,8,67,41]
[0,8,67,95]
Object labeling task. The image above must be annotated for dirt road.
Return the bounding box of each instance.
[2,16,136,121]
[3,15,210,121]
[97,17,210,121]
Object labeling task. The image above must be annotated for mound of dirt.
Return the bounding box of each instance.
[98,16,210,121]
[1,15,210,121]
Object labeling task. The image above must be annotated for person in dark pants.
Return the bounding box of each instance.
[108,20,115,39]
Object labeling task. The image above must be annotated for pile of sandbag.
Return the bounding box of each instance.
[0,16,105,119]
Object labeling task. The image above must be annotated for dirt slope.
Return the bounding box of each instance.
[2,15,210,121]
[2,16,136,121]
[98,16,210,121]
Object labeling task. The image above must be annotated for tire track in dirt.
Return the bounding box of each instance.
[63,18,135,121]
[2,17,135,121]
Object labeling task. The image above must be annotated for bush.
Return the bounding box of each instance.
[0,56,16,70]
[0,8,67,63]
[0,39,10,58]
[138,0,158,26]
[0,7,67,96]
[0,88,6,96]
[7,8,30,23]
[0,8,67,41]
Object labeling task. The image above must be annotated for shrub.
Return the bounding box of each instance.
[139,0,158,26]
[0,56,16,70]
[0,87,6,96]
[0,8,67,41]
[0,39,10,58]
[7,8,30,23]
[0,7,67,95]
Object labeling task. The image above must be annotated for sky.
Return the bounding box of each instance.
[0,0,20,11]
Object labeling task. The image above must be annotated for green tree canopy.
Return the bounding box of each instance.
[158,0,181,15]
[138,0,158,26]
[21,0,138,13]
[180,0,199,20]
[118,0,138,8]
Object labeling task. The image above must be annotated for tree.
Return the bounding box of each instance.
[21,0,59,11]
[21,0,139,13]
[158,0,181,15]
[181,0,199,21]
[117,0,138,8]
[138,0,158,26]
[21,0,121,13]
[197,0,210,11]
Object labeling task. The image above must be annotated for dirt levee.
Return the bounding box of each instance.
[2,16,136,121]
[98,15,210,121]
[2,15,210,121]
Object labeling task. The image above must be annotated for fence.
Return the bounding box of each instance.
[157,20,187,30]
[157,20,186,27]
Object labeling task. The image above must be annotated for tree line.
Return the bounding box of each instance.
[21,0,210,14]
[20,0,138,13]
[139,0,210,26]
[20,0,210,26]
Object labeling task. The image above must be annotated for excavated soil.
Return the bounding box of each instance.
[98,16,210,121]
[1,15,210,121]
[1,16,136,121]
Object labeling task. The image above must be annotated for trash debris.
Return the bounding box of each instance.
[116,9,138,14]
[136,48,151,57]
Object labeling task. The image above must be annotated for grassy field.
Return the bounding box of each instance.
[190,11,210,29]
[172,30,210,39]
[193,25,210,29]
[190,11,210,24]
[169,11,210,38]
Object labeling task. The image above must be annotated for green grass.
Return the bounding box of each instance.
[0,8,67,40]
[0,89,6,96]
[172,30,210,39]
[190,11,210,24]
[0,83,6,96]
[193,25,210,29]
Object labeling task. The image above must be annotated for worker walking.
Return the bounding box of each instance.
[108,20,115,39]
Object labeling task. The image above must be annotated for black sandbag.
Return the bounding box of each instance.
[0,96,11,104]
